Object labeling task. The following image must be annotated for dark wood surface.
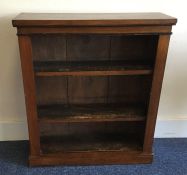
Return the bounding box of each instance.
[17,26,172,35]
[38,103,146,123]
[35,69,152,76]
[143,35,171,153]
[18,36,40,156]
[32,34,156,76]
[34,60,152,72]
[12,13,177,27]
[39,120,145,136]
[34,60,152,76]
[13,13,177,166]
[31,35,157,61]
[40,132,142,153]
[29,152,153,166]
[39,121,144,153]
[35,75,152,106]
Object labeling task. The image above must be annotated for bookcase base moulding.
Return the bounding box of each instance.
[12,13,177,166]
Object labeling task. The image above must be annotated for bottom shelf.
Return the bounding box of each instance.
[40,132,143,154]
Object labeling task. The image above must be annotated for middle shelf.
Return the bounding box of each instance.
[34,60,153,76]
[38,103,146,123]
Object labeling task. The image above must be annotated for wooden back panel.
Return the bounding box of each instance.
[31,34,158,62]
[32,34,157,107]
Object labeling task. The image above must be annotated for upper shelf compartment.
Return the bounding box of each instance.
[31,34,158,76]
[32,35,158,58]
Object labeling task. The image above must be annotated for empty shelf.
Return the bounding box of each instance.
[40,132,143,154]
[34,60,153,76]
[38,104,146,123]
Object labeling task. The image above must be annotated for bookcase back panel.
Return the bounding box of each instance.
[36,77,68,105]
[32,35,67,61]
[40,122,144,136]
[68,77,108,104]
[36,75,151,106]
[31,34,158,63]
[108,75,151,105]
[110,35,158,62]
[67,35,110,61]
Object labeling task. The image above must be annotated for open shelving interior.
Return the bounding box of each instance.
[40,131,143,154]
[36,74,150,153]
[39,121,145,154]
[31,34,157,153]
[31,34,158,77]
[35,75,152,123]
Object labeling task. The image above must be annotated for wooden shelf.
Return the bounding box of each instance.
[38,104,146,123]
[34,60,153,76]
[40,132,143,154]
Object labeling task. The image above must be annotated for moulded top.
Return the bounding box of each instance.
[12,13,177,27]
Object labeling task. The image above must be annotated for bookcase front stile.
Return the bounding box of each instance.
[143,35,171,153]
[18,36,40,156]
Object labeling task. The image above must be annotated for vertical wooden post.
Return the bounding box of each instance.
[143,35,171,153]
[18,35,40,156]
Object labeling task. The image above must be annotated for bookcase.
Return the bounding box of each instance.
[12,13,177,166]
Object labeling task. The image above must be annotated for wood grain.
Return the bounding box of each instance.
[34,60,153,76]
[18,36,40,155]
[17,26,172,35]
[143,35,171,153]
[36,77,67,105]
[29,152,153,166]
[13,13,177,27]
[40,132,142,153]
[68,77,107,104]
[31,35,66,61]
[38,103,146,123]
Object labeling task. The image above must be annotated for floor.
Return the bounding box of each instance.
[0,139,186,175]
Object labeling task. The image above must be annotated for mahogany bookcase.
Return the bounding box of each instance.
[12,13,177,166]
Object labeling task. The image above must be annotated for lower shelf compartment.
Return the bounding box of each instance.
[40,132,143,154]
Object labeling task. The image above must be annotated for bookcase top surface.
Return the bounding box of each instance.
[12,13,177,27]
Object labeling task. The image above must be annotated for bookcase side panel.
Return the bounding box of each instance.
[18,35,40,156]
[143,34,171,153]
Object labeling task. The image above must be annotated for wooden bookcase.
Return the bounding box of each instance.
[12,13,177,166]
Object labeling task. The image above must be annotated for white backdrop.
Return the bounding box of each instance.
[0,0,186,140]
